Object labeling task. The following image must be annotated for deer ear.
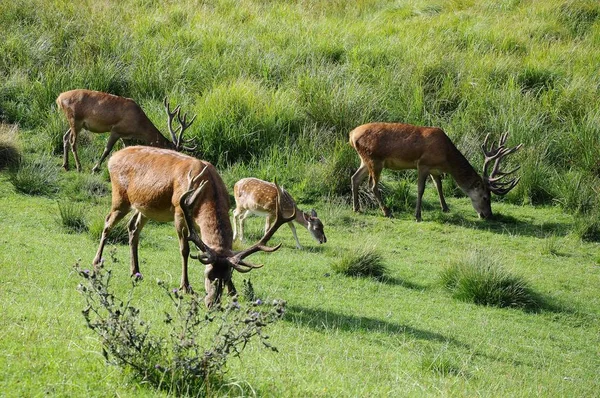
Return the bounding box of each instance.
[310,209,318,218]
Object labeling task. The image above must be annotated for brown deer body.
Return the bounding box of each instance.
[56,89,195,173]
[92,146,294,307]
[350,123,522,221]
[233,178,327,249]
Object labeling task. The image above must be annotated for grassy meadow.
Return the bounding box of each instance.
[1,0,600,396]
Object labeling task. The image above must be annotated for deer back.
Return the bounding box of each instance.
[350,122,480,186]
[57,89,172,148]
[234,177,297,217]
[108,146,232,250]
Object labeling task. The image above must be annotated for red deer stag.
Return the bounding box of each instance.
[233,178,327,249]
[92,146,295,307]
[56,89,196,173]
[350,123,522,221]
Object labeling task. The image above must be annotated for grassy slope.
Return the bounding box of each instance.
[1,0,600,396]
[0,174,598,396]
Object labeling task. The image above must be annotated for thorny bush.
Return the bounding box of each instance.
[75,260,286,396]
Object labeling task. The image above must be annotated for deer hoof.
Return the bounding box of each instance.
[180,284,194,294]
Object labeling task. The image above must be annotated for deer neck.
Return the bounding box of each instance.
[293,208,308,229]
[196,174,234,255]
[446,145,484,194]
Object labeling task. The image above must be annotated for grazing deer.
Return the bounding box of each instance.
[350,123,522,221]
[232,178,327,249]
[56,89,196,173]
[92,146,295,307]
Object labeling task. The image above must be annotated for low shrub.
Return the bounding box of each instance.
[440,250,539,309]
[332,246,387,278]
[75,261,285,396]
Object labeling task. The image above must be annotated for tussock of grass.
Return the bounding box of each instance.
[332,246,387,278]
[440,250,539,309]
[0,124,21,171]
[574,214,600,242]
[57,200,88,234]
[9,155,58,196]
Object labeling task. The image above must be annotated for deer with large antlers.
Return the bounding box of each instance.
[56,89,196,173]
[350,122,522,221]
[92,146,295,307]
[232,178,327,249]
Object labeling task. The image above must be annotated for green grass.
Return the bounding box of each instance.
[1,0,600,396]
[1,175,599,396]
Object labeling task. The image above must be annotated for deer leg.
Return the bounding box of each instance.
[92,132,120,173]
[204,266,217,307]
[370,163,390,217]
[415,166,430,222]
[226,279,237,297]
[66,124,83,172]
[62,129,72,171]
[237,210,252,242]
[175,210,193,293]
[127,211,148,276]
[431,174,449,212]
[264,214,274,235]
[232,208,240,241]
[351,163,369,212]
[288,222,303,249]
[93,207,130,267]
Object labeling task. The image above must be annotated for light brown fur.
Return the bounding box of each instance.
[93,146,293,307]
[350,122,521,221]
[56,89,174,173]
[233,178,326,249]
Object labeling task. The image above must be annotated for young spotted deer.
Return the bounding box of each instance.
[233,178,327,249]
[56,89,196,173]
[92,146,294,307]
[350,123,522,221]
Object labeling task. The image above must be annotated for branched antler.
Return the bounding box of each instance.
[179,166,215,264]
[164,97,197,152]
[481,132,523,195]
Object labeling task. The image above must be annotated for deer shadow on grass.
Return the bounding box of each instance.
[427,211,572,239]
[376,275,429,290]
[286,304,468,349]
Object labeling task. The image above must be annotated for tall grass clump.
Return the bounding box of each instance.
[9,155,58,196]
[74,261,285,396]
[192,79,302,165]
[57,200,88,233]
[332,245,387,278]
[573,213,600,243]
[552,169,597,215]
[0,124,21,171]
[557,0,600,37]
[440,250,539,309]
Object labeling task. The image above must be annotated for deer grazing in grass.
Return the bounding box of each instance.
[92,146,295,307]
[232,178,327,249]
[350,122,522,221]
[56,89,196,173]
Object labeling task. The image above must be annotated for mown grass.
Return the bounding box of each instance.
[1,0,600,396]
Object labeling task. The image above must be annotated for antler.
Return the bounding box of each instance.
[230,179,296,269]
[481,132,523,195]
[179,166,216,264]
[164,97,198,152]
